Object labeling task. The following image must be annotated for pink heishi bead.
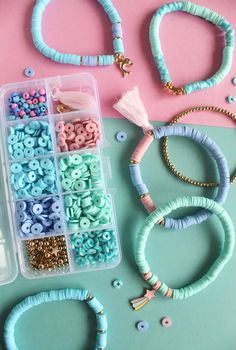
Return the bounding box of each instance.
[69,143,80,151]
[38,96,46,103]
[55,121,65,132]
[66,131,76,141]
[75,135,85,145]
[19,110,26,117]
[11,103,18,109]
[23,92,30,99]
[29,89,36,96]
[30,111,36,117]
[39,88,46,95]
[26,99,32,104]
[58,137,66,147]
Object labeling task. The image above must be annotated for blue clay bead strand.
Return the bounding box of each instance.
[4,289,108,350]
[149,1,235,95]
[71,229,118,266]
[134,196,235,303]
[130,125,230,230]
[31,0,124,67]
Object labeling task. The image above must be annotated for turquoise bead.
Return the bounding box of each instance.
[7,120,52,160]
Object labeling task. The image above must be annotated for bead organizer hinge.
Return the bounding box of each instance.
[164,82,186,96]
[114,53,133,78]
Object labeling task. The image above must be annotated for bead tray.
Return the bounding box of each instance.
[0,73,121,284]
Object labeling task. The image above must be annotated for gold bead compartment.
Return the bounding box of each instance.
[161,106,236,188]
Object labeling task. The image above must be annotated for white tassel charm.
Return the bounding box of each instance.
[130,289,156,311]
[51,87,96,110]
[113,87,153,132]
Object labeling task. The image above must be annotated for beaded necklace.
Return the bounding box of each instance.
[31,0,133,77]
[149,1,234,95]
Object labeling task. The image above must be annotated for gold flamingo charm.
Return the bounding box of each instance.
[114,53,133,78]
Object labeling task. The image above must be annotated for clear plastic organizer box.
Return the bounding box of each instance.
[0,73,121,285]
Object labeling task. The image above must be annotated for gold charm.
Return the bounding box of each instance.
[164,82,186,95]
[56,103,73,114]
[114,53,133,78]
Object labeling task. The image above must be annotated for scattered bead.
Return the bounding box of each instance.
[8,88,48,120]
[7,120,53,160]
[64,190,112,231]
[59,153,102,192]
[10,157,58,199]
[16,196,64,238]
[71,229,118,266]
[136,321,149,332]
[232,77,236,85]
[116,131,127,142]
[55,118,100,152]
[227,95,236,104]
[161,317,172,328]
[24,67,35,77]
[26,235,68,271]
[112,279,123,289]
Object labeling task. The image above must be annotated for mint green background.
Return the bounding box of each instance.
[0,118,236,350]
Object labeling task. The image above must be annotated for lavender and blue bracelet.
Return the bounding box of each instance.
[4,289,108,350]
[31,0,133,77]
[130,125,230,230]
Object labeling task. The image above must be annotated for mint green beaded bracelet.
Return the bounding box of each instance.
[149,1,234,95]
[131,196,235,311]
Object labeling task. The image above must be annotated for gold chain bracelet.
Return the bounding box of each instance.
[162,106,236,188]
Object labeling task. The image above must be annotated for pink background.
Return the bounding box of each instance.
[0,0,236,127]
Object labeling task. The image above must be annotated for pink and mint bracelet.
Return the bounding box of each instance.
[31,0,133,77]
[149,1,234,95]
[131,196,235,310]
[4,289,108,350]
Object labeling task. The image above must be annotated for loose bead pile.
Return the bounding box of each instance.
[71,229,118,266]
[64,190,112,230]
[26,235,69,271]
[55,118,100,152]
[8,120,52,160]
[10,158,58,198]
[59,153,102,192]
[16,196,64,238]
[8,88,48,120]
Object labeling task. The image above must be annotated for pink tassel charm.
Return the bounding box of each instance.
[113,87,153,132]
[51,87,96,110]
[130,289,156,311]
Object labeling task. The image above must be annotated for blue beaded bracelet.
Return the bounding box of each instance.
[131,196,235,310]
[149,1,235,95]
[31,0,133,77]
[4,289,107,350]
[130,125,230,230]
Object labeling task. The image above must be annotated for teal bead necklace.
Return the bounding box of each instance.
[31,0,133,77]
[149,1,235,95]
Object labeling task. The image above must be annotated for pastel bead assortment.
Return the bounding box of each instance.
[136,321,149,332]
[64,190,112,231]
[161,317,172,328]
[10,157,58,198]
[112,279,123,289]
[71,229,118,266]
[59,153,102,192]
[26,235,68,270]
[8,88,48,120]
[7,120,52,160]
[16,196,64,238]
[24,67,35,77]
[55,118,100,152]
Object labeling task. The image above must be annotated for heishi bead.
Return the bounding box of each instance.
[7,120,53,160]
[64,190,112,231]
[16,196,64,238]
[8,88,48,120]
[71,229,118,267]
[10,157,58,199]
[59,153,102,192]
[55,118,100,152]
